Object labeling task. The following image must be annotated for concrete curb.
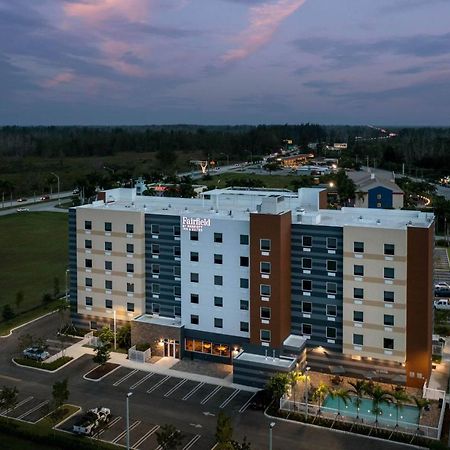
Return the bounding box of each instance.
[50,404,82,430]
[83,364,121,382]
[0,310,58,339]
[11,356,75,373]
[263,408,427,449]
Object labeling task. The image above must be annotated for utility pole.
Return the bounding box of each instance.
[50,172,61,206]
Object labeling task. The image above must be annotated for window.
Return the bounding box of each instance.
[214,275,223,286]
[190,231,198,241]
[384,314,394,326]
[173,266,181,277]
[214,233,223,243]
[240,300,249,310]
[191,315,199,325]
[240,256,249,267]
[190,294,199,304]
[326,304,337,316]
[302,323,312,335]
[214,318,223,328]
[190,252,199,262]
[377,193,382,200]
[126,223,134,234]
[354,288,364,299]
[85,259,92,268]
[191,273,199,283]
[214,254,223,265]
[174,286,181,297]
[302,280,312,291]
[302,236,312,247]
[240,322,249,332]
[354,242,364,253]
[105,299,112,309]
[174,246,181,257]
[327,260,337,272]
[126,243,134,254]
[85,239,92,249]
[85,277,92,287]
[384,243,395,255]
[326,327,337,339]
[174,306,181,317]
[302,258,312,269]
[105,241,112,251]
[240,278,249,289]
[353,311,364,322]
[260,261,271,273]
[151,264,160,274]
[85,220,92,230]
[127,263,134,273]
[152,303,160,314]
[384,267,395,279]
[173,225,180,236]
[353,265,364,276]
[214,296,223,307]
[240,234,249,245]
[127,302,135,312]
[127,282,134,293]
[260,329,271,342]
[327,237,337,249]
[302,302,312,313]
[260,307,271,319]
[151,244,159,255]
[260,284,271,296]
[384,291,395,303]
[105,261,112,271]
[152,284,160,294]
[105,280,112,290]
[105,222,112,232]
[85,296,93,306]
[384,338,394,350]
[353,334,363,346]
[151,224,160,234]
[259,238,271,252]
[326,282,337,294]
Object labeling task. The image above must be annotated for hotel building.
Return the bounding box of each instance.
[69,187,434,388]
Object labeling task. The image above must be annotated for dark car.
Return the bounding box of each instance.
[250,389,271,411]
[40,195,50,201]
[435,287,450,297]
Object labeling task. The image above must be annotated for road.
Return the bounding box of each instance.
[0,191,73,210]
[0,198,70,217]
[0,313,416,450]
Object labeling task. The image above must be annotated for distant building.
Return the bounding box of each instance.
[279,153,314,168]
[325,143,348,151]
[297,165,331,176]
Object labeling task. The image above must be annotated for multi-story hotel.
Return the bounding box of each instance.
[69,187,434,388]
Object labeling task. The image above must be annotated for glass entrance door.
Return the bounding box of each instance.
[163,339,179,358]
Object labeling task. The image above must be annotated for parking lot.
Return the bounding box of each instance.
[0,393,51,424]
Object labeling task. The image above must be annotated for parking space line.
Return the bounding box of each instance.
[17,400,49,420]
[111,420,140,443]
[113,369,139,386]
[130,372,154,390]
[183,434,201,450]
[97,416,121,437]
[164,379,188,398]
[238,392,257,413]
[0,396,33,416]
[182,382,204,401]
[134,424,159,449]
[200,386,222,405]
[219,389,240,409]
[146,375,170,394]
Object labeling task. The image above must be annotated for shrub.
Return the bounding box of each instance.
[14,356,72,371]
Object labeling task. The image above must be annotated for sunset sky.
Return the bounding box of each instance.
[1,0,449,125]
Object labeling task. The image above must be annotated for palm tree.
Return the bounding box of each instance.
[369,384,391,428]
[288,370,302,408]
[312,382,329,414]
[348,380,367,420]
[328,387,351,417]
[390,388,410,428]
[412,396,430,431]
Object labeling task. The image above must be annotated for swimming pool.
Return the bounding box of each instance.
[322,395,419,426]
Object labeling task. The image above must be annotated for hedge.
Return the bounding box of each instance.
[14,356,73,371]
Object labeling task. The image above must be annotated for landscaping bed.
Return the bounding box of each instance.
[13,356,73,371]
[84,363,120,380]
[39,404,80,428]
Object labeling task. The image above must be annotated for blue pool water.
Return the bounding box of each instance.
[322,395,419,426]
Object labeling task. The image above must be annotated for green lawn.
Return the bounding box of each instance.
[204,172,303,190]
[0,212,68,316]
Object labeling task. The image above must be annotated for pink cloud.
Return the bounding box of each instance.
[41,71,75,87]
[222,0,307,63]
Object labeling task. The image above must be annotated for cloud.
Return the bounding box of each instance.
[221,0,307,63]
[41,70,75,87]
[380,0,448,13]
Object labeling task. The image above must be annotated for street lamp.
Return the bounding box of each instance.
[50,172,60,206]
[113,309,117,350]
[65,269,70,302]
[126,392,133,450]
[269,422,275,450]
[305,366,311,420]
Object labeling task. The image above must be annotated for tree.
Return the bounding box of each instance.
[266,373,290,403]
[231,437,251,449]
[57,300,69,332]
[117,323,132,349]
[328,387,350,417]
[348,380,367,420]
[53,277,60,297]
[98,326,114,348]
[312,382,328,414]
[215,411,234,450]
[42,292,53,304]
[52,378,69,409]
[389,388,410,428]
[17,333,34,352]
[15,291,24,311]
[412,396,430,430]
[156,424,184,450]
[93,344,110,366]
[288,370,302,407]
[2,304,15,321]
[0,386,19,420]
[369,384,391,427]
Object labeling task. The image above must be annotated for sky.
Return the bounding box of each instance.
[0,0,449,126]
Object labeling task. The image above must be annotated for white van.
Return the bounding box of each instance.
[434,299,450,310]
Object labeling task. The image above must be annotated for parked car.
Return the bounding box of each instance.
[73,407,111,435]
[16,208,29,212]
[434,299,450,310]
[22,347,50,361]
[40,195,50,201]
[250,389,270,410]
[16,197,27,202]
[435,282,450,289]
[435,287,450,297]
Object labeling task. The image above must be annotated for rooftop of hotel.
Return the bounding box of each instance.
[75,187,434,230]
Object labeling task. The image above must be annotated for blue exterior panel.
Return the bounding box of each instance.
[368,186,393,209]
[68,208,78,314]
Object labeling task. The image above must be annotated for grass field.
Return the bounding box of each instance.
[0,212,68,316]
[203,172,303,190]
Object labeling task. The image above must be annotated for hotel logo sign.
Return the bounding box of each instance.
[182,217,211,232]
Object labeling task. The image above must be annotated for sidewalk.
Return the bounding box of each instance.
[428,337,450,392]
[49,338,257,392]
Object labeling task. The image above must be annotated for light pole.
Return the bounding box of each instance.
[50,172,60,206]
[113,309,117,350]
[269,422,275,450]
[126,392,132,450]
[65,269,70,302]
[305,366,311,420]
